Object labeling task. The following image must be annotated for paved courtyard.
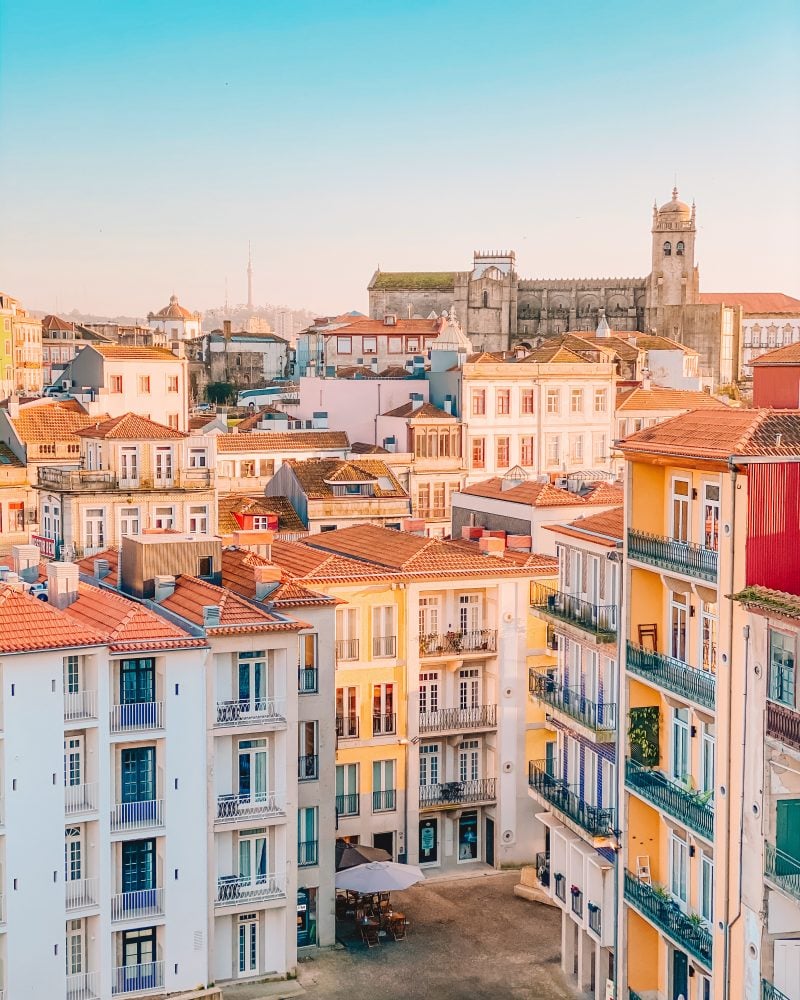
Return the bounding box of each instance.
[297,870,573,1000]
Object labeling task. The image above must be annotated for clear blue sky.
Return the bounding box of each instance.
[1,0,798,317]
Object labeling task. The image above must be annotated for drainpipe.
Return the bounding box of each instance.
[609,544,624,1000]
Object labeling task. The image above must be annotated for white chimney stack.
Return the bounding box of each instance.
[47,561,80,609]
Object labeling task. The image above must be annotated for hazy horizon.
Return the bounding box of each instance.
[1,1,798,318]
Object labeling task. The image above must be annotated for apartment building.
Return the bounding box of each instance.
[215,430,350,495]
[32,414,216,559]
[0,442,29,556]
[526,507,623,999]
[295,314,440,377]
[0,292,43,395]
[41,316,111,386]
[266,524,558,873]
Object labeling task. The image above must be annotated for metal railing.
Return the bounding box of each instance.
[110,798,164,833]
[64,690,97,722]
[628,528,718,583]
[624,870,712,967]
[765,842,800,902]
[298,754,319,780]
[763,980,792,1000]
[335,638,359,661]
[373,789,396,812]
[335,793,359,817]
[419,704,497,734]
[336,715,359,739]
[529,582,616,639]
[37,467,117,491]
[216,791,284,822]
[528,671,616,734]
[298,668,318,694]
[372,635,397,658]
[111,961,165,995]
[373,713,397,736]
[535,851,550,888]
[767,700,800,752]
[588,902,601,935]
[629,991,645,1000]
[65,877,99,910]
[554,872,566,902]
[66,971,99,1000]
[111,887,164,921]
[626,641,716,711]
[528,760,615,838]
[419,629,497,657]
[570,888,583,917]
[110,701,164,734]
[215,874,286,906]
[625,758,714,840]
[298,840,319,867]
[65,782,98,815]
[418,777,496,808]
[214,697,286,727]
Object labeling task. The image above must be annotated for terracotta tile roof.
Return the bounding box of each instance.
[0,442,24,468]
[270,538,389,582]
[76,547,119,586]
[580,481,625,504]
[233,406,290,432]
[218,495,306,535]
[76,412,186,440]
[369,272,456,291]
[221,547,334,606]
[459,477,623,508]
[349,442,391,454]
[323,316,440,336]
[10,400,104,444]
[634,335,697,354]
[159,575,307,633]
[730,585,800,620]
[381,400,455,420]
[562,333,641,361]
[752,343,800,366]
[335,365,380,379]
[0,586,106,653]
[519,345,591,364]
[41,314,75,332]
[287,458,408,499]
[698,292,800,314]
[188,415,216,430]
[615,386,726,411]
[621,408,800,460]
[64,583,205,653]
[216,430,349,453]
[380,366,416,378]
[465,351,508,364]
[90,344,183,361]
[545,506,624,546]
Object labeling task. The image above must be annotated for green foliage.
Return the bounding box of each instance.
[628,706,660,766]
[206,381,237,405]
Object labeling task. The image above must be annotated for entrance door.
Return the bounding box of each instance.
[373,832,394,858]
[419,817,438,865]
[296,890,311,948]
[776,799,800,871]
[485,817,495,867]
[458,810,478,862]
[238,914,258,976]
[672,949,688,1000]
[120,928,156,991]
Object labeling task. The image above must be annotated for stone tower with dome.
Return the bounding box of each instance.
[646,187,700,320]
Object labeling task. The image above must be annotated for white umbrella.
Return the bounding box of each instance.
[335,861,424,893]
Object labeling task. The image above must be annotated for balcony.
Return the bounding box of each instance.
[215,874,286,907]
[336,715,359,739]
[335,638,359,661]
[627,529,718,583]
[66,971,99,1000]
[66,877,99,911]
[373,789,396,812]
[625,758,714,841]
[626,641,716,711]
[36,467,117,491]
[112,961,165,996]
[64,690,97,723]
[419,629,497,657]
[528,760,615,838]
[554,872,566,902]
[110,701,164,734]
[216,791,284,823]
[763,981,791,1000]
[298,668,318,694]
[765,842,800,902]
[535,851,550,888]
[419,777,496,809]
[111,887,164,922]
[65,782,98,816]
[336,793,359,817]
[110,798,164,833]
[299,754,319,781]
[372,635,397,658]
[529,583,616,642]
[528,671,616,738]
[767,700,800,752]
[419,704,497,734]
[570,888,583,918]
[214,697,286,729]
[373,713,397,736]
[624,870,712,967]
[298,840,319,867]
[588,902,601,936]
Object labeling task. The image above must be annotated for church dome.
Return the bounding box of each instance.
[658,187,691,220]
[152,294,195,320]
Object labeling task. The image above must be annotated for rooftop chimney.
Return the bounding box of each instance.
[409,392,424,411]
[154,575,176,602]
[223,320,232,339]
[93,558,110,580]
[47,561,80,609]
[232,529,274,560]
[478,536,505,557]
[12,543,41,583]
[254,564,282,601]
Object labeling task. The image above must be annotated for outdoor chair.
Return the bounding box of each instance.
[360,921,380,948]
[389,918,407,941]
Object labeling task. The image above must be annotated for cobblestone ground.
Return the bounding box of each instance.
[297,871,573,1000]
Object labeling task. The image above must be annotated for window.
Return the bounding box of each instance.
[336,686,358,738]
[482,290,489,308]
[188,505,209,534]
[496,389,510,415]
[701,602,718,672]
[569,433,584,464]
[700,853,714,923]
[167,413,179,430]
[546,389,560,414]
[703,483,720,551]
[471,438,485,469]
[154,448,173,483]
[298,806,318,865]
[769,630,796,707]
[671,478,691,543]
[335,763,359,815]
[676,240,685,256]
[670,834,688,908]
[120,507,140,537]
[459,593,482,633]
[64,655,81,695]
[138,375,151,394]
[701,722,715,799]
[670,592,688,661]
[299,633,318,677]
[522,389,534,414]
[362,336,377,354]
[671,707,690,783]
[120,446,138,483]
[663,241,672,257]
[419,744,440,787]
[594,388,607,413]
[570,388,583,414]
[419,671,439,716]
[593,433,606,463]
[167,375,179,393]
[84,508,105,550]
[120,746,156,804]
[372,606,397,658]
[459,667,480,710]
[252,515,273,529]
[373,683,395,735]
[66,917,85,977]
[8,501,23,531]
[388,336,403,353]
[188,448,207,468]
[153,506,174,530]
[110,375,123,393]
[373,760,396,812]
[419,596,440,638]
[122,838,156,893]
[298,721,318,779]
[496,437,510,468]
[521,436,534,466]
[545,434,560,466]
[458,738,480,782]
[471,390,486,416]
[238,826,268,886]
[336,336,352,354]
[406,337,419,352]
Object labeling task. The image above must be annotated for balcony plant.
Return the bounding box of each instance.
[628,706,660,767]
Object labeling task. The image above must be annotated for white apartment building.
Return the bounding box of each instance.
[147,296,202,344]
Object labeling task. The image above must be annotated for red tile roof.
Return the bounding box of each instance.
[698,293,800,314]
[615,386,726,412]
[76,547,119,586]
[221,548,334,606]
[287,458,407,499]
[381,400,455,420]
[545,507,624,546]
[752,343,800,366]
[76,413,186,440]
[323,316,439,337]
[460,477,623,508]
[41,314,75,332]
[218,495,306,535]
[10,400,100,443]
[160,575,307,633]
[90,344,183,361]
[0,586,106,653]
[216,430,349,453]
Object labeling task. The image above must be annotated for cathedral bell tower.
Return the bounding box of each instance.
[648,188,699,313]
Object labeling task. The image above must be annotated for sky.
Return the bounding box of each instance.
[1,0,798,318]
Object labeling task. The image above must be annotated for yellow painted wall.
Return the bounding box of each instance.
[626,908,661,993]
[629,461,665,534]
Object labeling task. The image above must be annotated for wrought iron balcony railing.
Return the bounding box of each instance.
[335,638,359,661]
[763,979,792,1000]
[372,635,397,658]
[335,792,359,817]
[298,754,319,781]
[373,713,397,736]
[528,671,616,734]
[625,758,714,840]
[529,582,616,640]
[528,760,615,838]
[215,791,284,823]
[298,667,318,693]
[372,789,396,812]
[765,842,800,902]
[419,629,497,657]
[626,641,715,711]
[628,528,718,583]
[336,715,359,739]
[215,874,286,906]
[418,703,497,734]
[624,870,712,967]
[419,777,496,808]
[767,700,800,752]
[298,840,319,867]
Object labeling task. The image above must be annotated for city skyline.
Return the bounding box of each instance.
[1,1,798,317]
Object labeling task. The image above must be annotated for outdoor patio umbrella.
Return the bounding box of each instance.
[335,840,391,872]
[335,861,424,893]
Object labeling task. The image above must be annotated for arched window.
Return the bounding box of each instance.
[676,241,685,256]
[482,291,489,308]
[663,242,672,256]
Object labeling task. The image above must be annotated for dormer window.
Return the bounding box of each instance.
[384,314,397,326]
[663,242,672,257]
[676,241,685,256]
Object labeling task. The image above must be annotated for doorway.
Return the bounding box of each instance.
[373,832,394,859]
[418,818,438,865]
[672,949,688,1000]
[485,817,495,867]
